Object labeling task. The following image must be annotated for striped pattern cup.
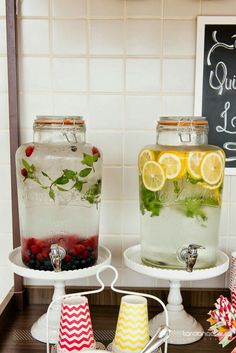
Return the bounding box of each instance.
[57,295,95,353]
[229,252,236,310]
[112,295,150,353]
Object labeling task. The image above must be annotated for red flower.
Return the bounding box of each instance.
[92,146,100,157]
[21,168,28,178]
[25,145,34,157]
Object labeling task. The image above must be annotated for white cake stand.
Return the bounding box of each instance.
[8,246,111,344]
[124,245,229,345]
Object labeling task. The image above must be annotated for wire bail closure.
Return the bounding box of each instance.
[177,118,193,143]
[62,118,78,151]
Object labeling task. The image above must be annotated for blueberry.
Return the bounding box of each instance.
[86,246,92,252]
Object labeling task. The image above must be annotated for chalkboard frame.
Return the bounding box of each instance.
[194,16,236,176]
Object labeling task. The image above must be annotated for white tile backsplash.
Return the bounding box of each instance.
[201,0,236,15]
[0,19,6,54]
[163,58,195,93]
[52,58,87,91]
[20,93,53,129]
[88,94,124,129]
[52,20,87,55]
[90,20,124,55]
[164,0,201,18]
[126,59,161,92]
[163,20,196,56]
[53,94,88,117]
[1,0,236,297]
[0,57,8,92]
[52,0,87,18]
[162,95,194,116]
[89,59,124,92]
[19,57,51,92]
[89,0,124,18]
[126,20,161,55]
[125,95,161,129]
[19,0,49,17]
[0,93,9,129]
[18,20,49,55]
[0,0,5,16]
[126,0,162,17]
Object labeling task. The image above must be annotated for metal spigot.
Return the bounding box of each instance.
[179,244,205,272]
[141,325,170,353]
[49,244,66,272]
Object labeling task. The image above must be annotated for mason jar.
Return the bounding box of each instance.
[16,116,102,271]
[138,116,225,270]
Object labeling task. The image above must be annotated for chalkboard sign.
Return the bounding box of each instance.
[195,16,236,174]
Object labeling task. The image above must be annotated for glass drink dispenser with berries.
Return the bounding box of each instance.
[16,116,102,271]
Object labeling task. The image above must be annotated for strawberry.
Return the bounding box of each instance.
[21,168,28,178]
[25,145,35,157]
[92,146,100,158]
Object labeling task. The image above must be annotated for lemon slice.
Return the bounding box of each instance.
[200,152,223,185]
[142,161,165,191]
[158,152,182,179]
[138,149,155,174]
[187,151,205,179]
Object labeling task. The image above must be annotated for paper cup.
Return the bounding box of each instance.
[57,295,95,353]
[112,295,149,353]
[229,252,236,291]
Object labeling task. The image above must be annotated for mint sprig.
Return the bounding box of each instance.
[21,152,100,204]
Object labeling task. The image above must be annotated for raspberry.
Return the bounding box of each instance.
[31,245,40,255]
[92,146,100,158]
[36,253,43,261]
[21,168,28,178]
[25,145,35,157]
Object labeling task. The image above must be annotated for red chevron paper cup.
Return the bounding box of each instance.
[229,252,236,292]
[57,295,95,353]
[231,291,236,310]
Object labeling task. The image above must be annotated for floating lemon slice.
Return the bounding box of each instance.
[187,151,205,179]
[200,152,223,185]
[138,149,155,174]
[142,161,165,191]
[158,152,182,179]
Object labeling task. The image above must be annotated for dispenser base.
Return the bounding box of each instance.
[31,313,59,344]
[149,309,204,345]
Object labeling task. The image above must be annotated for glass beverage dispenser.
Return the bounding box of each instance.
[16,116,102,271]
[138,117,225,271]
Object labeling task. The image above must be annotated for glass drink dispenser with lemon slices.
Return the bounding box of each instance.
[138,117,225,271]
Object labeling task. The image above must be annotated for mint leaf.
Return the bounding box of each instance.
[42,171,49,178]
[140,181,163,217]
[173,180,180,194]
[73,180,84,192]
[93,154,98,162]
[57,186,67,191]
[83,180,101,204]
[49,189,55,201]
[184,198,207,221]
[81,153,94,167]
[54,175,69,185]
[79,168,92,177]
[187,174,202,184]
[63,169,76,179]
[22,159,31,172]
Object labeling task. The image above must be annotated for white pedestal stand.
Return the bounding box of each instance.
[8,246,111,344]
[124,245,229,345]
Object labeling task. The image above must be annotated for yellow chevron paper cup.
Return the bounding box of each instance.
[112,295,149,353]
